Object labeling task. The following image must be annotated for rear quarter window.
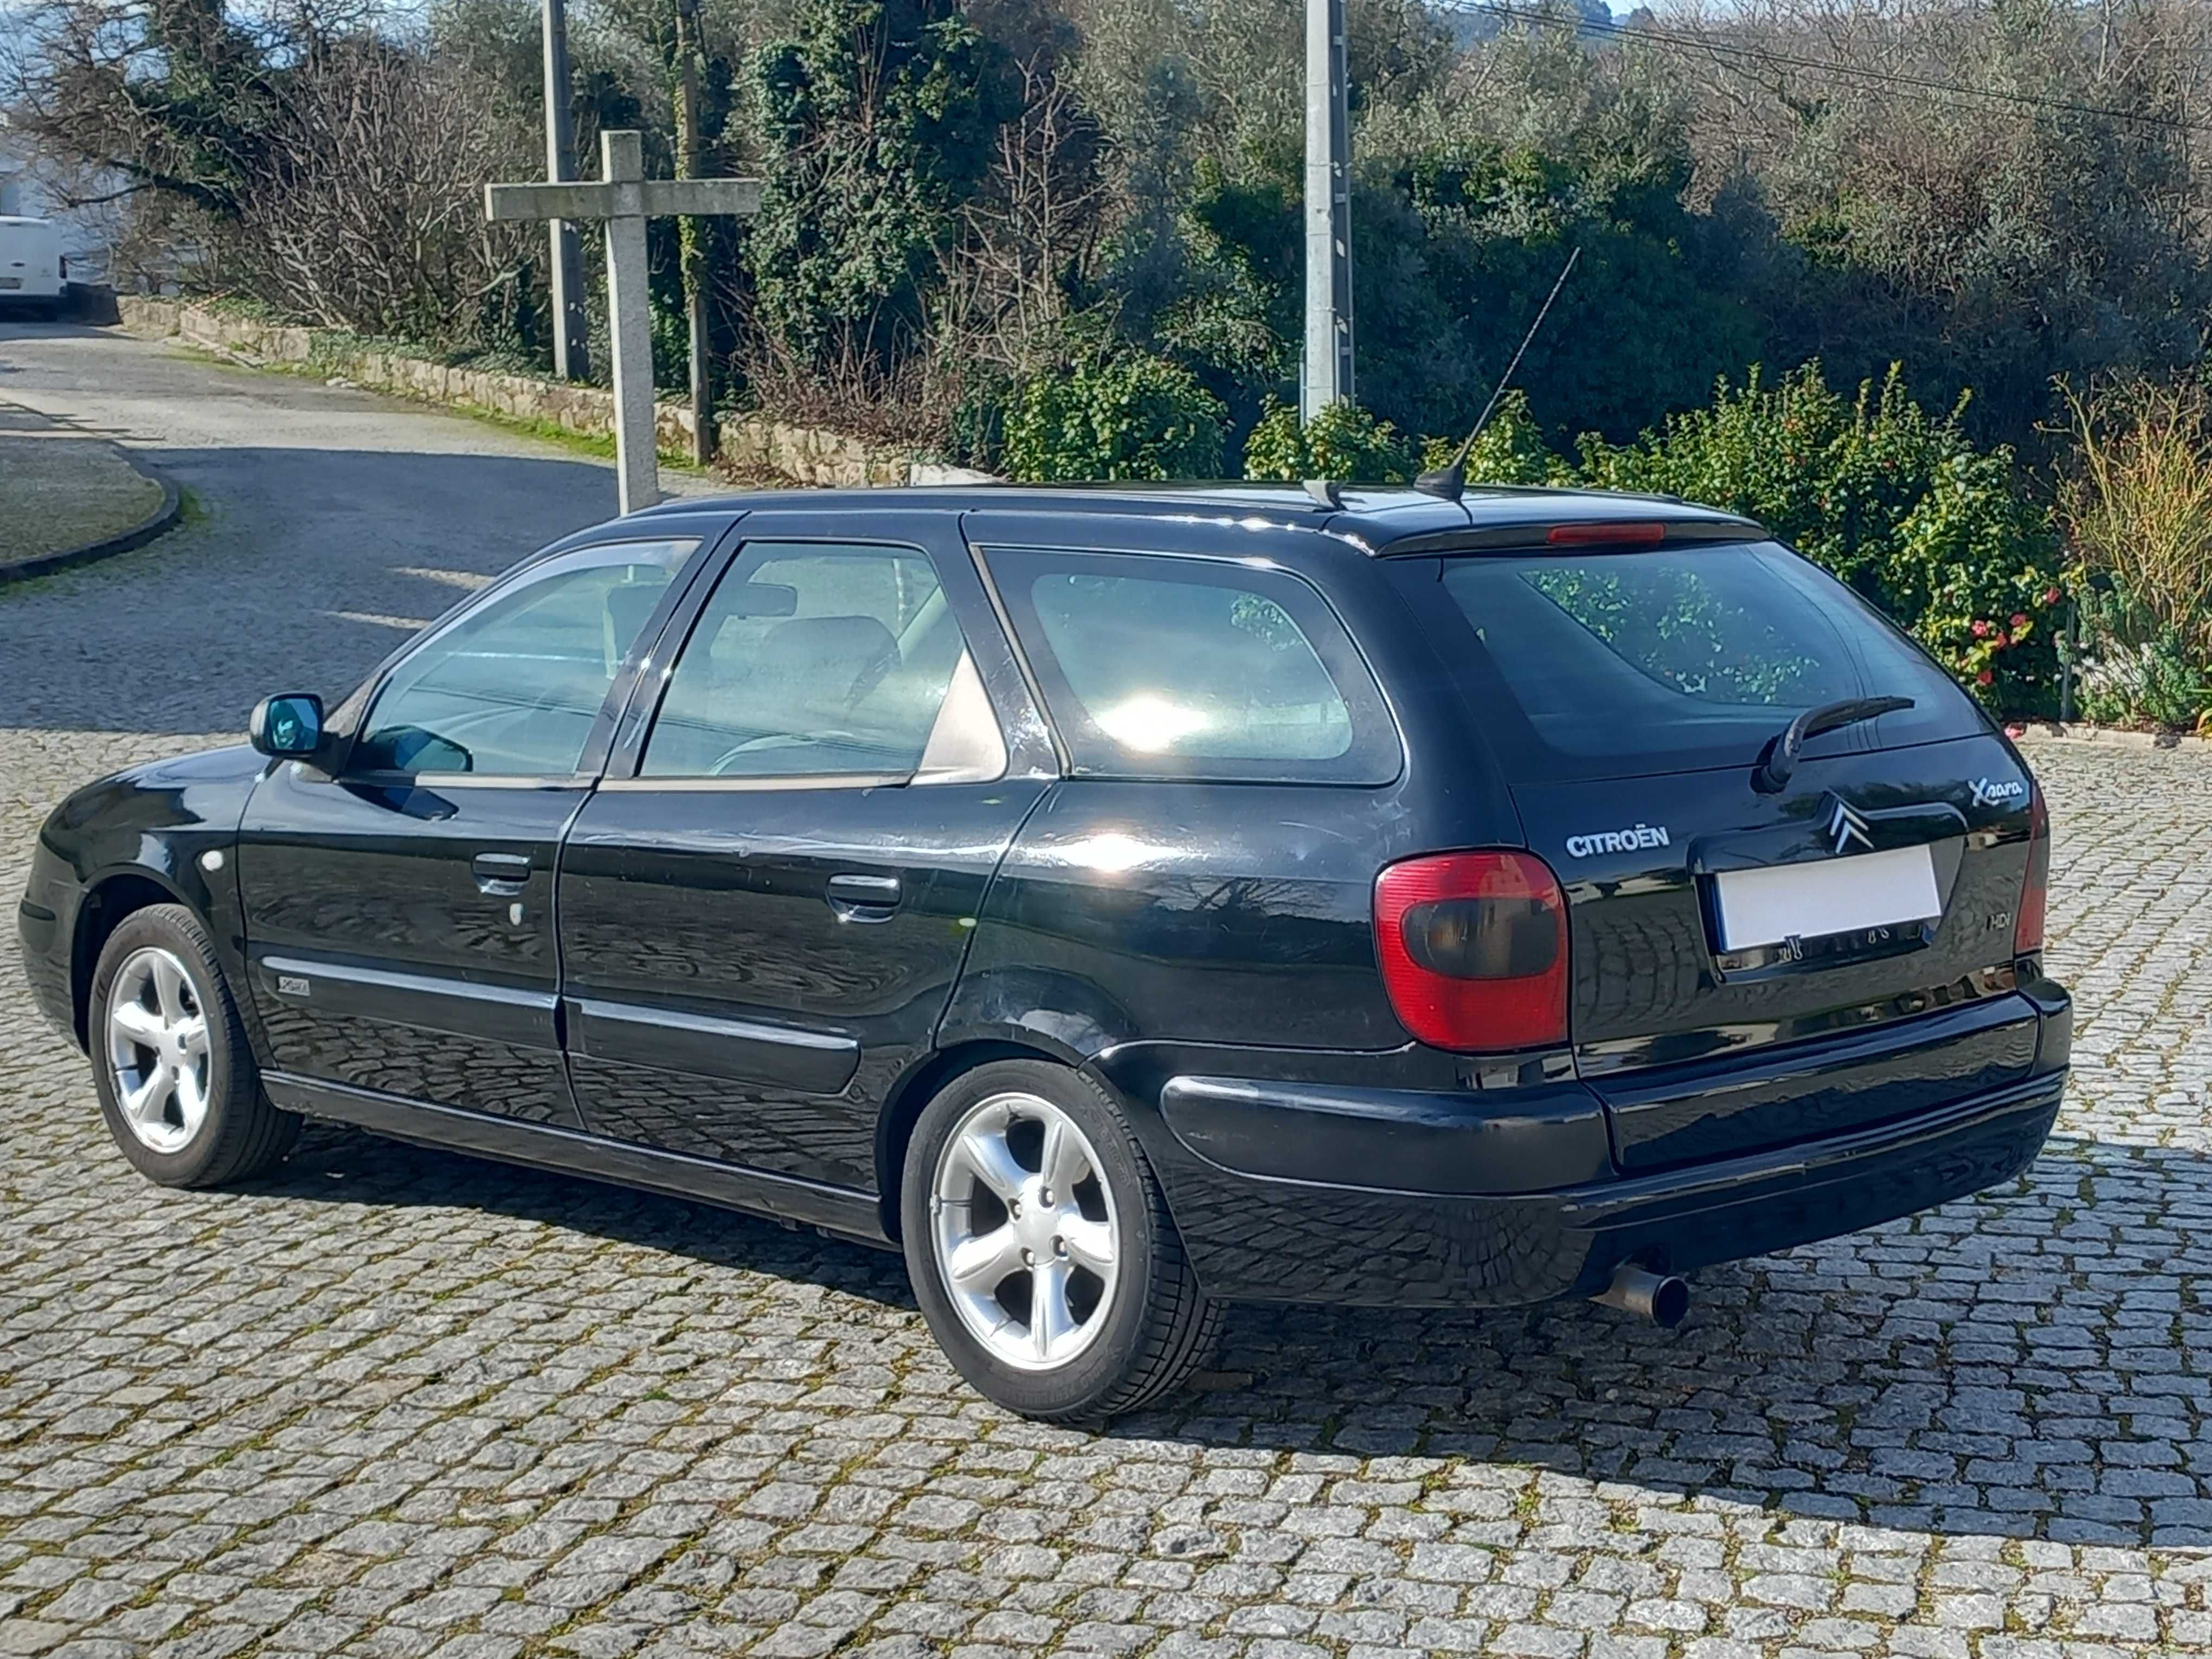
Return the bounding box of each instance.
[1402,541,1988,782]
[983,547,1401,784]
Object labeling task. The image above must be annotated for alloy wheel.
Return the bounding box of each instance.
[929,1090,1121,1371]
[105,946,212,1155]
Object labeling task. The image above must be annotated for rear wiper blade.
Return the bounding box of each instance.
[1752,696,1915,794]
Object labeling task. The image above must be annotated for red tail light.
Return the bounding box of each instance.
[2015,782,2049,956]
[1546,521,1667,546]
[1373,851,1569,1052]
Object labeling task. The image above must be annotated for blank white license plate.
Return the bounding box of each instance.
[0,279,20,290]
[1713,845,1940,950]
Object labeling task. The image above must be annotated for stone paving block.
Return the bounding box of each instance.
[3,345,2212,1659]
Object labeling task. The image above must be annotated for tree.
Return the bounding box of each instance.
[10,0,280,220]
[746,0,1017,368]
[11,0,534,342]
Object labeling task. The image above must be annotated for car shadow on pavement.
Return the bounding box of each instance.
[239,1118,2205,1550]
[0,318,121,345]
[250,1117,920,1303]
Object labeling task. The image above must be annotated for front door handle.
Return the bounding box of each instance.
[826,872,901,919]
[472,851,532,894]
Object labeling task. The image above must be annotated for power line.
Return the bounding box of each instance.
[1438,1,2212,137]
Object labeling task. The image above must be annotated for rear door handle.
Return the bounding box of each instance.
[826,872,901,918]
[472,851,533,893]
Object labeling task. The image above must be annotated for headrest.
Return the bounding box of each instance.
[757,614,901,706]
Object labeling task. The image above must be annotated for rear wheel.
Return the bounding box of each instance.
[901,1059,1221,1422]
[90,904,299,1187]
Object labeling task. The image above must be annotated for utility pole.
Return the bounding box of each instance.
[542,0,590,381]
[673,0,714,465]
[1301,0,1353,421]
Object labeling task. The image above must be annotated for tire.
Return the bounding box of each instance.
[89,903,300,1188]
[901,1058,1222,1422]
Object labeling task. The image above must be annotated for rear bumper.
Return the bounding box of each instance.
[1096,983,2069,1307]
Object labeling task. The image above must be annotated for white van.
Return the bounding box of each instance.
[0,217,68,315]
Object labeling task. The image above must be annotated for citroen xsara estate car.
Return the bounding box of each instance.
[20,485,2069,1419]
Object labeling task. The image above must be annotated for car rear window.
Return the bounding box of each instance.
[985,548,1400,783]
[1407,542,1985,782]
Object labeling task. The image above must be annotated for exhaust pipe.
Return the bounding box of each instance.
[1593,1263,1690,1329]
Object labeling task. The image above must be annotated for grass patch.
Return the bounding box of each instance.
[0,429,165,568]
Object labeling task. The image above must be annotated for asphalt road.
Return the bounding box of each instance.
[5,320,2212,1659]
[0,319,702,735]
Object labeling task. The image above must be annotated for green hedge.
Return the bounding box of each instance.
[1244,398,1418,483]
[1250,368,2063,715]
[1579,366,2063,714]
[1003,351,1226,481]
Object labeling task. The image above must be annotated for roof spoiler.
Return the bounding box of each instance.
[1374,515,1765,557]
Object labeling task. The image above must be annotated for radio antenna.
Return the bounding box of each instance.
[1415,246,1579,502]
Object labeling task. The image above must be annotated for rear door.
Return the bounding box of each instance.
[554,507,1053,1190]
[1396,539,2047,1169]
[1,220,65,298]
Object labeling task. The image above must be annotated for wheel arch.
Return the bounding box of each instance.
[71,869,192,1047]
[874,1036,1081,1241]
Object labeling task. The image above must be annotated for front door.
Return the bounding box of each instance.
[556,510,1052,1190]
[237,536,702,1125]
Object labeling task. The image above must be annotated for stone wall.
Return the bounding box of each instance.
[113,297,993,490]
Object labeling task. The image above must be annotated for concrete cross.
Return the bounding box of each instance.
[486,129,761,513]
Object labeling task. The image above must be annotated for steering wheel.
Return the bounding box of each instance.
[707,731,862,775]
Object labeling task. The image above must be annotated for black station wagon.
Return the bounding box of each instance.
[19,485,2070,1420]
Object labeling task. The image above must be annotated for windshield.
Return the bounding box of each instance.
[1408,542,1984,782]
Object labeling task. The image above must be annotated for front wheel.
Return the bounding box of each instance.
[89,903,300,1187]
[901,1059,1221,1422]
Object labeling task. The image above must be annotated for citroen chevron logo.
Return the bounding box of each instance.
[1827,798,1873,856]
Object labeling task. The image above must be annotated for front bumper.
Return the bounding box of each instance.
[17,853,81,1041]
[1095,985,2069,1308]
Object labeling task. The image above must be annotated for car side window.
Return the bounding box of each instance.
[639,541,975,780]
[985,548,1400,784]
[353,539,696,777]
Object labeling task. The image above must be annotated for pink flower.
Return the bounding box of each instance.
[1977,670,1995,686]
[2010,612,2028,629]
[1971,619,1991,638]
[2042,587,2061,606]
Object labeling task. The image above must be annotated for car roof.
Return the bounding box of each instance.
[625,482,1763,555]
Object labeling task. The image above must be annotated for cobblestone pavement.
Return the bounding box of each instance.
[6,327,2212,1658]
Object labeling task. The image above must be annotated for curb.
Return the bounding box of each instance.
[0,454,182,586]
[2010,723,2209,754]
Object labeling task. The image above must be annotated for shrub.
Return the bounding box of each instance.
[2054,379,2212,729]
[1418,391,1568,487]
[1244,398,1419,483]
[1003,350,1226,481]
[947,365,1017,473]
[2073,602,2210,731]
[1580,364,2063,713]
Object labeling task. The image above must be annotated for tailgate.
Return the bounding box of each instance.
[1514,731,2044,1169]
[1390,536,2052,1169]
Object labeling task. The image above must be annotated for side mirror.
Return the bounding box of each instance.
[249,692,325,758]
